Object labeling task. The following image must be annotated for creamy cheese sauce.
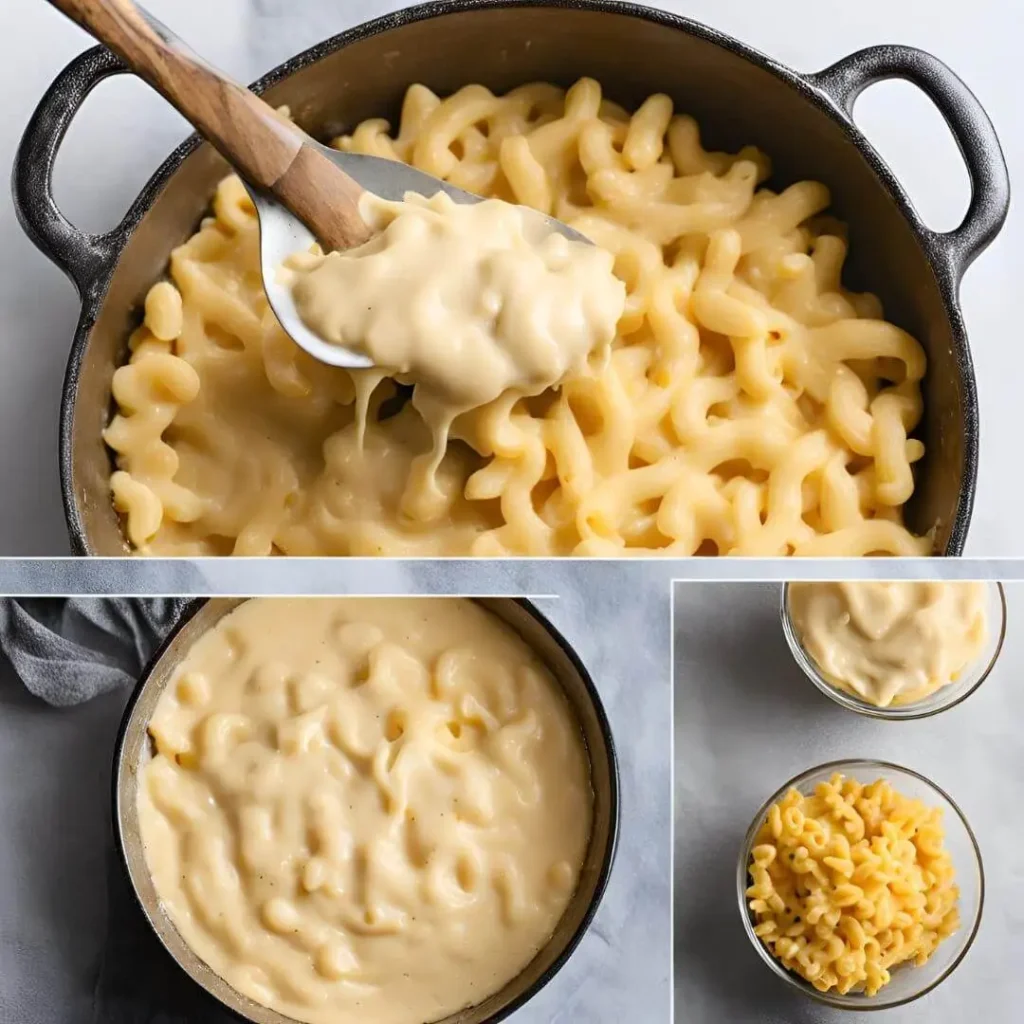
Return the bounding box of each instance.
[788,581,988,707]
[286,191,624,520]
[137,598,592,1024]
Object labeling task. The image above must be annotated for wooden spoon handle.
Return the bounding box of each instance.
[46,0,372,251]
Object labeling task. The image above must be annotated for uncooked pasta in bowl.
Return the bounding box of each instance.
[737,759,983,1010]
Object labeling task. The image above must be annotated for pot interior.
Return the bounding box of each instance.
[71,3,970,553]
[115,596,617,1024]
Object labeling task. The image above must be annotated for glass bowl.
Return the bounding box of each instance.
[780,581,1006,720]
[736,759,984,1011]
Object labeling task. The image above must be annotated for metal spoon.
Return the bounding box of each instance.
[46,0,591,369]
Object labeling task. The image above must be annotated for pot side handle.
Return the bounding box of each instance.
[807,44,1010,285]
[12,45,130,300]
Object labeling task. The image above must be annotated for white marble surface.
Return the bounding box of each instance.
[674,581,1024,1022]
[0,0,1022,554]
[0,563,670,1024]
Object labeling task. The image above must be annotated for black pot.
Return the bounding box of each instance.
[14,0,1010,555]
[112,596,620,1024]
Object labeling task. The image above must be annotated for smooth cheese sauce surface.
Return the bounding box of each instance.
[286,192,625,522]
[137,598,592,1024]
[788,581,988,707]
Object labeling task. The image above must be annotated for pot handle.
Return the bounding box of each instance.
[807,44,1010,285]
[12,45,130,299]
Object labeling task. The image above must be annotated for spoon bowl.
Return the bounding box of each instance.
[254,147,593,369]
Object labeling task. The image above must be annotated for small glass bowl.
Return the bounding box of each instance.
[736,759,984,1011]
[781,581,1006,720]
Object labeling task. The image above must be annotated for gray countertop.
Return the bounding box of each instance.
[1,0,1023,554]
[673,581,1024,1023]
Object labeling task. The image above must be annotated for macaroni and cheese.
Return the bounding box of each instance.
[788,581,988,707]
[138,597,592,1024]
[746,774,959,996]
[285,190,624,519]
[106,78,930,556]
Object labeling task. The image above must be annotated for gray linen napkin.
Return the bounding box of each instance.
[0,598,186,706]
[0,597,235,1023]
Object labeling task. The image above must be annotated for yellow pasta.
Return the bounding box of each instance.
[746,774,959,996]
[105,78,931,556]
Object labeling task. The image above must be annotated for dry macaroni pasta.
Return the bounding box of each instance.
[105,78,931,556]
[746,774,959,996]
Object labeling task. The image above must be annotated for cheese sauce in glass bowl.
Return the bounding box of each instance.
[782,581,1005,719]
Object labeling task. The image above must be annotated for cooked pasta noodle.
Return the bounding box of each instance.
[105,78,930,556]
[138,597,592,1024]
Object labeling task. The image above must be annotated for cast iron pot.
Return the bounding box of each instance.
[14,0,1011,555]
[113,596,620,1024]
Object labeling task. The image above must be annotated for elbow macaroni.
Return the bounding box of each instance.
[105,78,931,556]
[746,774,959,996]
[138,598,592,1024]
